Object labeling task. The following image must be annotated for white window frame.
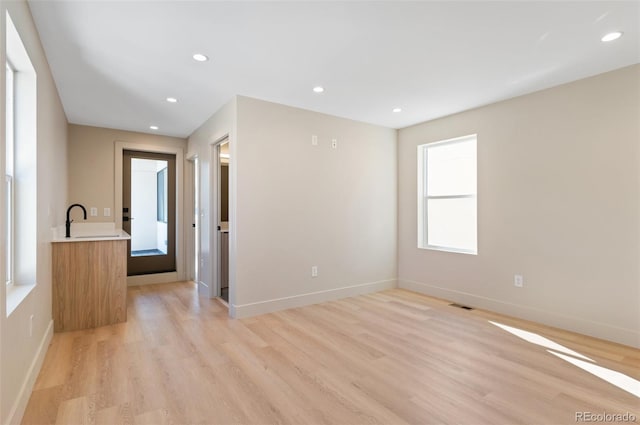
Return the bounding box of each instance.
[5,10,38,316]
[417,134,478,255]
[5,61,15,286]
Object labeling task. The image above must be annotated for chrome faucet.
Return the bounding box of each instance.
[65,204,87,238]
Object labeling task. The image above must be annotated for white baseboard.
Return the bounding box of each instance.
[5,319,54,425]
[127,272,179,286]
[399,279,639,348]
[231,279,397,319]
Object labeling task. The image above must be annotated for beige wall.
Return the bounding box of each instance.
[68,124,187,223]
[231,96,397,316]
[1,1,69,422]
[398,65,640,347]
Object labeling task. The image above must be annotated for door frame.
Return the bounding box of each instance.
[115,141,185,286]
[186,154,204,294]
[209,135,229,304]
[123,150,177,276]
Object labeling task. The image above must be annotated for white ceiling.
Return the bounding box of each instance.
[28,1,639,138]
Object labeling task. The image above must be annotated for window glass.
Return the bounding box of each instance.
[426,140,476,196]
[418,135,477,254]
[427,197,477,251]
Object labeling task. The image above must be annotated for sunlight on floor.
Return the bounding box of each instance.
[489,321,594,361]
[490,321,640,399]
[548,351,640,398]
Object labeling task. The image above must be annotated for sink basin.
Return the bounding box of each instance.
[52,224,130,243]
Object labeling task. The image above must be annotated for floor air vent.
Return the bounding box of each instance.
[449,303,474,311]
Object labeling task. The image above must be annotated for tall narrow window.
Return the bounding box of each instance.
[5,62,14,285]
[418,135,477,254]
[6,10,38,315]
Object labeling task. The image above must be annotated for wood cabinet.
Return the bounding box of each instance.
[52,240,127,332]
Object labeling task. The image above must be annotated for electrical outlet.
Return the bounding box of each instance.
[514,274,524,288]
[103,207,111,217]
[311,134,318,146]
[311,266,318,278]
[331,138,338,149]
[90,207,98,217]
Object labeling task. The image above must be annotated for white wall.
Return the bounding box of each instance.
[398,65,640,347]
[188,96,398,313]
[131,159,159,251]
[231,96,397,316]
[156,222,167,253]
[187,97,237,296]
[156,161,168,253]
[0,0,69,423]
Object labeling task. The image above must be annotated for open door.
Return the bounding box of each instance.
[123,150,176,276]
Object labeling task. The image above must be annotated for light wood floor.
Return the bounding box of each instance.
[22,282,639,425]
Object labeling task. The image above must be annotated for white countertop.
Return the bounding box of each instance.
[51,222,130,243]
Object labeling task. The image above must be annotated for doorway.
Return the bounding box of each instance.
[123,150,177,276]
[216,140,230,302]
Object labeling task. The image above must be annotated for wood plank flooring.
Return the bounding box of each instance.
[22,282,639,424]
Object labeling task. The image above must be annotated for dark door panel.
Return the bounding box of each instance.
[123,150,176,276]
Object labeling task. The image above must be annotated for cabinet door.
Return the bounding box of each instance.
[53,240,127,332]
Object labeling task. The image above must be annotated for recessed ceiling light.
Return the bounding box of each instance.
[149,125,159,130]
[313,86,324,93]
[601,31,623,42]
[393,108,402,113]
[193,53,209,62]
[166,97,178,103]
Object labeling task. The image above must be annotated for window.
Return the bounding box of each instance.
[418,135,477,254]
[5,10,38,315]
[5,62,14,285]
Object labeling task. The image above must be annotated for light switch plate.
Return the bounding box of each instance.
[103,207,111,217]
[90,207,98,217]
[514,274,524,287]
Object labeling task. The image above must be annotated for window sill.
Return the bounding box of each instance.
[6,283,36,317]
[419,245,478,255]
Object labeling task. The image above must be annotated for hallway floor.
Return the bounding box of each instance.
[21,282,639,424]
